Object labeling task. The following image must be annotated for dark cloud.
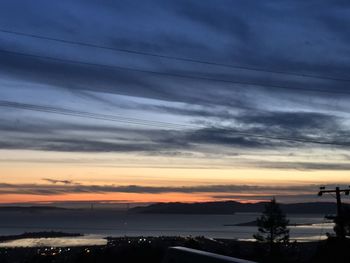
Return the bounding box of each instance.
[0,182,334,195]
[1,108,350,157]
[249,161,350,171]
[236,111,337,130]
[42,178,75,185]
[0,138,157,153]
[186,127,271,148]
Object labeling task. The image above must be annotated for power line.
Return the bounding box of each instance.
[318,186,350,239]
[1,100,350,148]
[0,101,193,130]
[1,28,349,83]
[1,48,350,96]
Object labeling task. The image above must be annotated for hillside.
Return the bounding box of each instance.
[130,201,346,214]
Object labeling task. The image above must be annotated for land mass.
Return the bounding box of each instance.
[130,201,348,214]
[0,202,347,215]
[0,235,347,263]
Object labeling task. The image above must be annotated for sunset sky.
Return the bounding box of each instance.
[1,0,350,206]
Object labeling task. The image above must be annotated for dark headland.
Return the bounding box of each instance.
[130,201,347,214]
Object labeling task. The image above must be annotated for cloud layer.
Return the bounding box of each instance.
[1,0,350,174]
[0,181,333,195]
[0,180,346,203]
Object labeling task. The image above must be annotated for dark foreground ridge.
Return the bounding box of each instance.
[130,201,349,214]
[0,235,349,263]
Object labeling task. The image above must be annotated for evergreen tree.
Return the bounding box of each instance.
[253,198,289,248]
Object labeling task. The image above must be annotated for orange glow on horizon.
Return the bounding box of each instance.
[1,150,350,204]
[0,192,272,204]
[0,193,214,204]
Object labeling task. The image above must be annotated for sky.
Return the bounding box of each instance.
[0,0,350,206]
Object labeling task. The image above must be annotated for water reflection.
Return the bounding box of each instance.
[0,235,107,247]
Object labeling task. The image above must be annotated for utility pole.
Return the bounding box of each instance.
[318,186,350,239]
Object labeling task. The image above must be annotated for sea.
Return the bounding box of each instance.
[0,209,334,247]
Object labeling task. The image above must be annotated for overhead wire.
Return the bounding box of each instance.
[1,100,350,147]
[1,49,350,96]
[1,28,350,83]
[0,100,193,130]
[0,30,349,147]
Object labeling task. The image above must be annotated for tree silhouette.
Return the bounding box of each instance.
[253,198,289,252]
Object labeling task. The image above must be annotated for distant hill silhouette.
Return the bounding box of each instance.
[130,201,348,214]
